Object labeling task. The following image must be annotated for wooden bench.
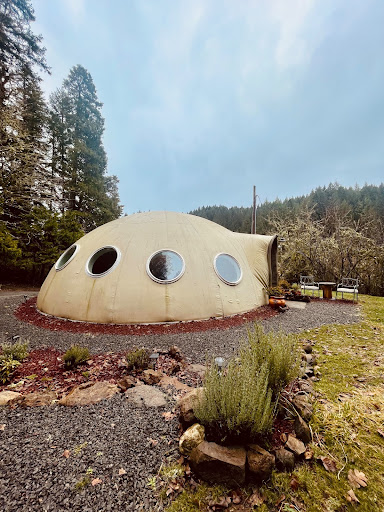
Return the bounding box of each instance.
[336,278,359,302]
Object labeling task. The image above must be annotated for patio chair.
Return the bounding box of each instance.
[336,278,359,302]
[300,275,320,297]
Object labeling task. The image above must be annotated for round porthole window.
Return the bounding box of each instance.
[86,246,121,277]
[55,244,79,271]
[146,249,185,284]
[214,253,242,285]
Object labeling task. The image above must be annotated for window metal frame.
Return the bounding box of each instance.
[213,252,242,286]
[146,249,185,284]
[85,245,121,278]
[55,244,79,271]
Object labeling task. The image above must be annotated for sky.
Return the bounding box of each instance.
[32,0,384,214]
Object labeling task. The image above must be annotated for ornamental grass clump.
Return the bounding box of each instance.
[1,339,29,361]
[194,324,300,443]
[126,348,149,371]
[63,345,90,370]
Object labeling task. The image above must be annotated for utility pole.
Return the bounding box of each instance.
[251,185,257,234]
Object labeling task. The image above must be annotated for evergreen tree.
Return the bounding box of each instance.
[49,65,122,231]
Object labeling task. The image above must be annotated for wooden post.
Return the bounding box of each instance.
[251,185,256,234]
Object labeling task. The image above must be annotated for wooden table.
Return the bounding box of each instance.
[318,282,336,299]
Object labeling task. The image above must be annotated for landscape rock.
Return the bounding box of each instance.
[59,381,119,406]
[159,375,192,392]
[292,395,313,421]
[117,376,136,391]
[168,345,183,361]
[294,414,312,443]
[275,448,295,472]
[125,385,167,407]
[303,353,316,365]
[285,434,306,456]
[18,390,57,407]
[141,369,162,385]
[177,387,204,425]
[179,423,205,456]
[298,379,314,394]
[189,441,246,486]
[0,390,22,406]
[303,344,313,354]
[246,444,275,482]
[188,364,206,379]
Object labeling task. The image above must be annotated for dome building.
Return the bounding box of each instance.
[37,211,277,324]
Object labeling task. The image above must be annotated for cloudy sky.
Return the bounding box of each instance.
[32,0,384,214]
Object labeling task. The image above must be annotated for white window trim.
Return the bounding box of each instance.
[85,245,121,278]
[146,249,185,284]
[214,253,242,286]
[55,244,80,271]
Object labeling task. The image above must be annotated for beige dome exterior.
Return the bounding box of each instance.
[37,211,277,324]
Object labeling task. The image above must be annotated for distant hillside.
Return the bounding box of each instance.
[190,183,384,238]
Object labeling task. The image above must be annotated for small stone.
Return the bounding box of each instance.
[294,415,312,444]
[298,379,314,394]
[117,376,136,392]
[303,344,313,354]
[177,388,204,426]
[189,441,246,486]
[285,434,306,456]
[179,423,205,456]
[246,444,275,482]
[274,448,295,472]
[168,345,183,361]
[140,370,162,385]
[0,390,22,406]
[292,395,313,421]
[18,391,57,407]
[188,364,206,379]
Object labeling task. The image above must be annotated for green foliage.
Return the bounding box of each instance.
[126,348,149,371]
[194,325,300,443]
[242,325,300,394]
[63,345,90,370]
[1,340,29,361]
[0,355,21,384]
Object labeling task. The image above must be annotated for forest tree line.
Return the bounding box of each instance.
[191,183,384,296]
[0,0,122,284]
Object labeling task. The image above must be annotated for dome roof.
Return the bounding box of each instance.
[37,211,277,324]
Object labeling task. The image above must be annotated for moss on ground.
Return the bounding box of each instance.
[162,294,384,511]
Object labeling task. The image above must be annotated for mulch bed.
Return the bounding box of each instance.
[16,297,278,336]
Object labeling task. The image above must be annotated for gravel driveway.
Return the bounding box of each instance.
[0,293,360,511]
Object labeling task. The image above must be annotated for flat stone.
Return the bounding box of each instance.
[190,441,246,486]
[19,391,57,407]
[246,444,275,482]
[179,423,205,456]
[59,381,119,406]
[177,387,204,426]
[275,448,295,472]
[285,434,306,456]
[141,370,162,385]
[294,414,312,444]
[125,385,167,407]
[187,364,206,379]
[159,375,192,392]
[0,390,22,405]
[292,396,313,421]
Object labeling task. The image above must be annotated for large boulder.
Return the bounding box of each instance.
[0,390,22,406]
[59,381,119,406]
[179,423,205,456]
[246,444,275,482]
[125,385,167,407]
[189,441,246,486]
[177,387,204,426]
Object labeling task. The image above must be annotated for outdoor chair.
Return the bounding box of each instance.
[336,278,359,302]
[300,275,320,297]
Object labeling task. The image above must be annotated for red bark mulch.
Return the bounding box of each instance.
[15,297,278,336]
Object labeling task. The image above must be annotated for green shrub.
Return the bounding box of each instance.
[63,345,90,370]
[1,340,29,361]
[126,348,149,371]
[242,324,300,395]
[194,324,300,443]
[0,355,21,384]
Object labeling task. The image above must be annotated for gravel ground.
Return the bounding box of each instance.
[0,292,361,511]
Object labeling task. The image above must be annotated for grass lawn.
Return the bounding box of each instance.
[161,294,384,511]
